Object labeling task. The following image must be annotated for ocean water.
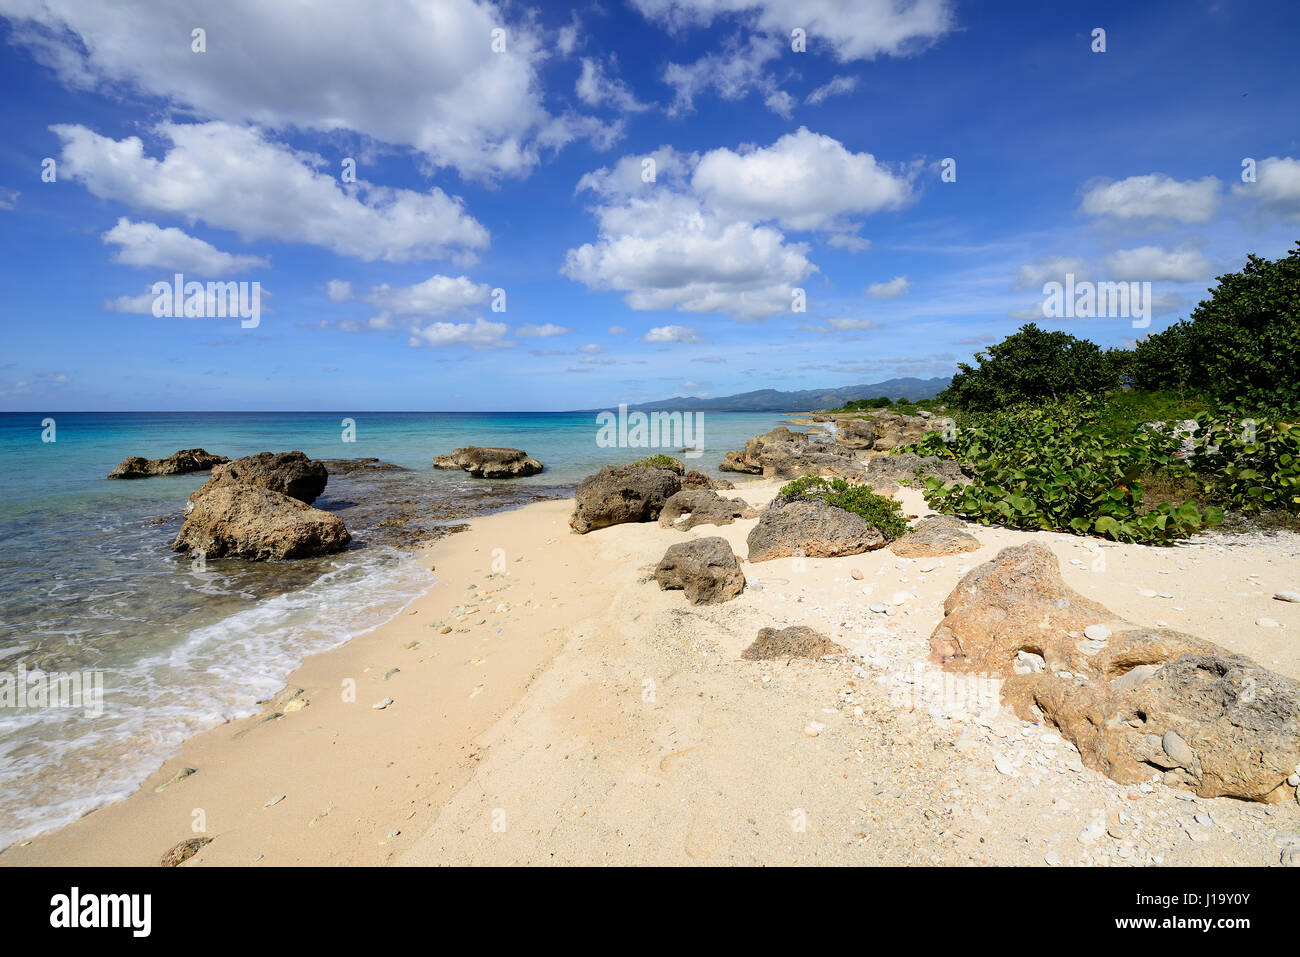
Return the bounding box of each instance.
[0,410,788,849]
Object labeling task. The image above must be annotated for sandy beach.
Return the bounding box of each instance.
[5,479,1299,868]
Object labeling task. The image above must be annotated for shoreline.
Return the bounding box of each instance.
[5,480,1300,866]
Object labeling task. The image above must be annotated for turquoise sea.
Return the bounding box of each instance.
[0,410,788,848]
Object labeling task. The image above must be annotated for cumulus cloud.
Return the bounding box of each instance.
[364,275,491,316]
[662,34,783,116]
[1014,257,1088,290]
[102,218,268,274]
[517,323,573,337]
[644,325,711,343]
[577,57,651,112]
[53,122,489,263]
[1234,155,1300,221]
[631,0,954,62]
[1103,246,1212,282]
[865,275,910,298]
[326,280,355,303]
[1079,173,1222,224]
[408,316,511,350]
[692,128,913,232]
[3,0,574,179]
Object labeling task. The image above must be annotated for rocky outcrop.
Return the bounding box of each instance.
[654,536,745,605]
[931,542,1300,801]
[433,446,543,479]
[863,453,966,490]
[108,449,228,479]
[569,464,682,534]
[190,451,329,505]
[319,458,407,474]
[741,626,844,660]
[658,489,759,530]
[172,484,350,560]
[746,497,887,562]
[835,412,945,451]
[683,469,734,490]
[720,427,863,480]
[890,514,981,557]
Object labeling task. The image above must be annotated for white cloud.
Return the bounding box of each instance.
[608,325,628,335]
[408,317,511,350]
[3,0,571,180]
[577,57,651,112]
[827,233,871,252]
[1079,173,1222,224]
[326,280,355,303]
[764,90,795,118]
[826,317,882,330]
[1103,246,1212,282]
[662,34,782,116]
[692,127,913,231]
[1015,257,1088,290]
[53,122,489,263]
[364,275,491,316]
[102,218,268,275]
[866,275,910,298]
[1234,155,1300,221]
[644,325,711,343]
[632,0,954,61]
[806,75,858,105]
[577,343,605,354]
[0,188,18,210]
[516,323,573,338]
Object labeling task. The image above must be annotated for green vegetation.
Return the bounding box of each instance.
[631,454,683,472]
[829,395,941,414]
[890,246,1300,543]
[777,475,910,541]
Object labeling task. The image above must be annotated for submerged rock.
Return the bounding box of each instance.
[433,446,543,479]
[570,464,681,534]
[108,448,228,479]
[654,536,745,605]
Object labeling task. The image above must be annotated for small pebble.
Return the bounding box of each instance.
[372,697,394,710]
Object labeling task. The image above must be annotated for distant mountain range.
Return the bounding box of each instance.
[608,376,952,412]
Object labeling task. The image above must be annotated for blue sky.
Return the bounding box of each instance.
[1,0,1298,411]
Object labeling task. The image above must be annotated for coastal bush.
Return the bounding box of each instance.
[631,454,682,471]
[1129,244,1300,410]
[941,323,1123,412]
[897,403,1220,544]
[1190,414,1300,514]
[777,475,910,540]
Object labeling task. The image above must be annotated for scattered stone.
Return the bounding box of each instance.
[154,767,196,793]
[570,464,681,534]
[265,794,286,807]
[1257,618,1280,628]
[741,625,844,660]
[372,697,394,710]
[658,489,758,530]
[890,515,981,558]
[1274,591,1300,603]
[1084,624,1111,641]
[161,837,212,867]
[654,537,746,605]
[747,496,887,562]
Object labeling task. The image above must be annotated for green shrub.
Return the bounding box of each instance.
[631,454,683,472]
[777,475,910,540]
[1191,414,1300,514]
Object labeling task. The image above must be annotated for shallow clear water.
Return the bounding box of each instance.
[0,410,787,848]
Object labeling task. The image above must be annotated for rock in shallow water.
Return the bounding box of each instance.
[172,484,350,560]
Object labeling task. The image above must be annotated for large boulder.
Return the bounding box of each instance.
[654,536,745,605]
[658,489,759,530]
[835,412,944,451]
[720,427,863,480]
[191,451,328,505]
[433,446,543,479]
[931,542,1300,801]
[172,484,350,560]
[683,469,734,490]
[569,465,682,534]
[863,453,966,490]
[108,448,228,479]
[890,514,981,557]
[746,497,887,562]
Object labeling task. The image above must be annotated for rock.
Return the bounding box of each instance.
[890,514,981,557]
[569,464,682,534]
[933,543,1300,801]
[432,446,543,479]
[741,626,844,660]
[161,836,212,867]
[803,722,824,737]
[1257,617,1280,628]
[318,457,406,474]
[154,767,197,793]
[683,469,734,490]
[372,697,394,710]
[654,536,745,605]
[172,484,350,560]
[746,497,887,562]
[190,451,328,505]
[862,453,967,490]
[108,448,228,479]
[1078,815,1106,843]
[835,412,944,451]
[850,568,864,580]
[720,427,864,480]
[1085,624,1111,641]
[1275,591,1300,603]
[658,489,759,530]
